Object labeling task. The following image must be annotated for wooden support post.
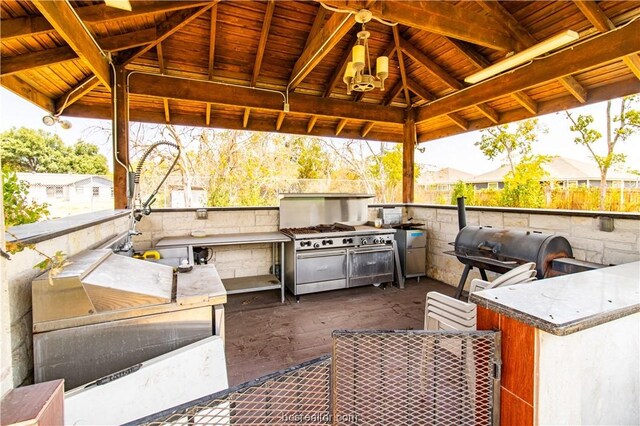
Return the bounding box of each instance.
[402,108,416,203]
[113,65,129,209]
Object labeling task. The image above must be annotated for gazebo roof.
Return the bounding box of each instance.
[2,0,639,144]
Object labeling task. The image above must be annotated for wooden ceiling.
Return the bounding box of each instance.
[2,0,640,144]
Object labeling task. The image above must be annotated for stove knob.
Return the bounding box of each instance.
[361,238,367,245]
[373,238,381,244]
[327,240,333,245]
[342,238,348,244]
[322,240,327,245]
[348,238,353,244]
[313,243,320,248]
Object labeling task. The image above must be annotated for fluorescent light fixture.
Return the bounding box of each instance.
[464,30,579,84]
[104,0,132,11]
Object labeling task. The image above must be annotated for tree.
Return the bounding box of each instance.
[565,96,639,210]
[475,119,546,172]
[2,166,49,227]
[500,156,549,208]
[450,180,476,206]
[0,127,108,174]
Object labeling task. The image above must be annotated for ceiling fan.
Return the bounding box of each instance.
[104,0,132,11]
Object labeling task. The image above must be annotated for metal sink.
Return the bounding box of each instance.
[99,232,193,267]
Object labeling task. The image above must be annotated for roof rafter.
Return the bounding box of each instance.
[0,75,55,112]
[55,75,100,115]
[320,0,515,51]
[392,26,411,105]
[416,18,640,123]
[1,1,211,41]
[406,78,468,130]
[31,0,110,89]
[251,0,276,86]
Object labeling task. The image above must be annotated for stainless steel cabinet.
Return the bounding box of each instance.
[395,228,427,279]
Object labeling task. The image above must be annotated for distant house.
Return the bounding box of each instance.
[17,173,113,216]
[420,157,640,191]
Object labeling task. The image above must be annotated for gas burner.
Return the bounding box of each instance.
[280,223,356,237]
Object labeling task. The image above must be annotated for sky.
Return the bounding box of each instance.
[1,87,638,176]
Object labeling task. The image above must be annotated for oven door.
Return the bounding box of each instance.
[348,246,394,287]
[295,249,348,294]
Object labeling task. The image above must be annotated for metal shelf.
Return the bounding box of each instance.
[223,274,281,295]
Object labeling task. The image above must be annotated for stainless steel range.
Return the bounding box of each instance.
[279,194,396,301]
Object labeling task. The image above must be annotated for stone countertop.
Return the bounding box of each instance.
[156,231,290,247]
[470,261,640,336]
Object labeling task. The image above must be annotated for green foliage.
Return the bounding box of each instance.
[0,127,108,174]
[500,156,549,208]
[2,166,49,227]
[475,119,546,171]
[450,180,476,206]
[289,137,332,180]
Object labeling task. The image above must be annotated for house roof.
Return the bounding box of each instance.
[469,156,640,183]
[419,167,474,185]
[17,172,113,186]
[2,1,640,143]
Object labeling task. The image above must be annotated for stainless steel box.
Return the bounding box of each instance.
[394,228,427,279]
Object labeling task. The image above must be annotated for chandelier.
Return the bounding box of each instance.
[342,10,389,95]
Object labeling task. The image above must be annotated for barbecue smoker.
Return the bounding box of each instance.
[447,198,574,298]
[280,194,396,301]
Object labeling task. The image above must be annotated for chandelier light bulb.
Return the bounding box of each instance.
[352,45,365,71]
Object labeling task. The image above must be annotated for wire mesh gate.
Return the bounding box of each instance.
[137,331,500,425]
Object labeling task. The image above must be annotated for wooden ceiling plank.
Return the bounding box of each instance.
[361,122,375,138]
[55,75,100,114]
[392,26,411,105]
[1,28,157,76]
[118,4,215,66]
[251,0,276,87]
[399,37,463,90]
[208,5,218,80]
[129,73,405,124]
[418,78,640,143]
[289,11,355,90]
[336,119,347,136]
[243,108,251,128]
[511,92,538,115]
[1,1,210,41]
[415,8,640,123]
[446,37,490,70]
[0,75,55,112]
[31,0,110,89]
[320,0,515,51]
[307,116,318,133]
[574,0,640,80]
[276,111,286,130]
[324,32,359,98]
[475,103,500,124]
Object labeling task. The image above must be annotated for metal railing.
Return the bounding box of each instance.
[138,330,501,425]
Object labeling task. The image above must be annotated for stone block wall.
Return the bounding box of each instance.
[5,215,129,387]
[407,205,640,289]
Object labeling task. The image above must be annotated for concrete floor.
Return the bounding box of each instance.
[224,278,457,387]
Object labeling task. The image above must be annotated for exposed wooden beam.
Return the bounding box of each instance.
[118,4,215,66]
[303,5,328,50]
[407,78,469,130]
[129,73,405,124]
[335,119,348,136]
[55,75,99,114]
[206,103,212,126]
[447,113,469,130]
[392,26,411,105]
[65,103,404,143]
[31,0,110,88]
[243,108,251,128]
[446,37,490,70]
[323,32,359,98]
[511,92,538,115]
[208,5,218,80]
[321,0,515,51]
[415,19,640,123]
[399,37,463,90]
[0,28,157,77]
[289,11,355,90]
[573,0,640,80]
[475,103,500,124]
[478,0,588,103]
[163,99,171,123]
[418,78,640,143]
[1,1,210,41]
[157,43,171,123]
[361,122,375,138]
[251,0,275,87]
[402,108,416,203]
[276,111,286,130]
[307,116,318,133]
[382,79,405,107]
[112,66,129,209]
[0,75,55,112]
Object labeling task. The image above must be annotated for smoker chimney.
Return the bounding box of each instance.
[457,197,467,230]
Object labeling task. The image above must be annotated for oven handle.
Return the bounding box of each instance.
[349,247,394,255]
[297,250,347,259]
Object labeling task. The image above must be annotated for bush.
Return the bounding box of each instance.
[3,167,49,226]
[450,180,476,206]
